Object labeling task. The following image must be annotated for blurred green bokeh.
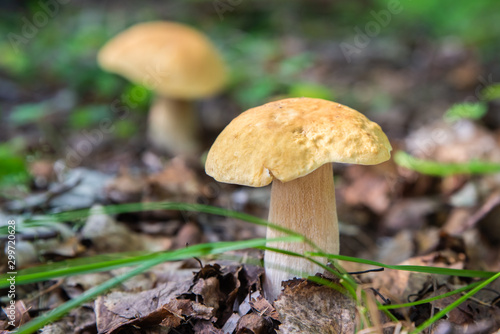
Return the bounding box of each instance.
[0,140,30,194]
[444,102,487,122]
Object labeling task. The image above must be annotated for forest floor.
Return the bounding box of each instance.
[2,2,500,333]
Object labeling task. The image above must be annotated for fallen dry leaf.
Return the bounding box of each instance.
[191,276,225,309]
[376,230,415,265]
[221,313,241,333]
[421,284,500,332]
[81,205,171,253]
[164,298,215,322]
[92,263,264,333]
[341,161,398,215]
[41,307,96,334]
[41,236,85,259]
[192,319,224,333]
[95,279,191,333]
[236,312,277,334]
[105,167,147,203]
[430,319,498,334]
[147,156,201,200]
[381,198,438,235]
[370,251,465,307]
[442,207,474,237]
[171,221,204,249]
[0,301,30,329]
[249,295,279,321]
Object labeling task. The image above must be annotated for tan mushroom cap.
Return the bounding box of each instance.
[97,21,227,99]
[206,97,392,187]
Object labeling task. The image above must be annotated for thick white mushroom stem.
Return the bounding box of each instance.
[263,163,339,301]
[147,96,200,156]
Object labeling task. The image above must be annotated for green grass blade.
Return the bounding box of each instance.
[0,237,301,288]
[3,203,277,234]
[411,272,500,333]
[308,252,496,278]
[377,301,400,322]
[260,246,359,299]
[24,202,295,238]
[6,202,320,252]
[378,281,481,310]
[394,151,500,176]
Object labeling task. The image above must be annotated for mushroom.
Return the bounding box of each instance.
[98,21,227,155]
[205,97,392,300]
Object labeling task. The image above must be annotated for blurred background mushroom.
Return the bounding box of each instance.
[97,21,227,156]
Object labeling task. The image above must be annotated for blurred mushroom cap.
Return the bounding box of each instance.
[206,97,392,187]
[98,21,227,99]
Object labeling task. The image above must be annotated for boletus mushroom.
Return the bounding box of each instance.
[98,21,227,155]
[205,97,392,300]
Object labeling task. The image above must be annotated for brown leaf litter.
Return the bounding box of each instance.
[105,157,202,205]
[27,261,364,333]
[93,263,267,333]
